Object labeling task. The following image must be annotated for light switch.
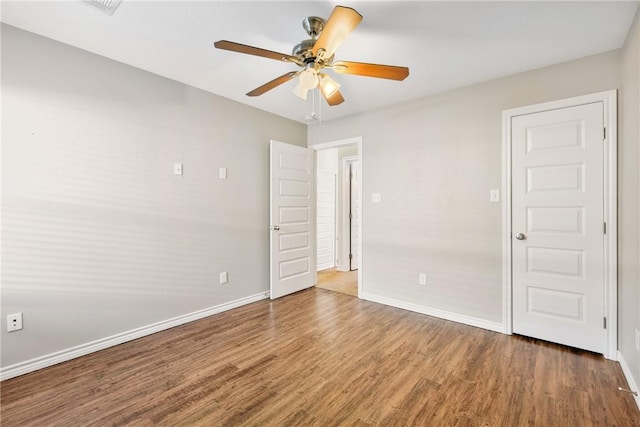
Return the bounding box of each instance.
[173,163,183,176]
[490,189,500,202]
[219,167,227,180]
[372,193,381,203]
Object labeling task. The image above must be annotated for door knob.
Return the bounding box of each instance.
[515,232,526,240]
[270,225,280,231]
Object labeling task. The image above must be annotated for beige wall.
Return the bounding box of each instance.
[309,50,621,326]
[620,8,640,390]
[1,25,306,371]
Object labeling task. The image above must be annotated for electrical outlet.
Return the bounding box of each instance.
[418,273,427,286]
[7,312,23,332]
[635,329,640,352]
[220,272,228,285]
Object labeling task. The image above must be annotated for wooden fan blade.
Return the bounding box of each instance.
[332,61,409,80]
[312,6,362,60]
[214,40,303,66]
[323,89,345,106]
[246,71,300,97]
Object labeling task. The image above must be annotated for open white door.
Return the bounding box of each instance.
[270,140,314,299]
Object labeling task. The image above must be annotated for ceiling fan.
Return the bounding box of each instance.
[214,5,409,106]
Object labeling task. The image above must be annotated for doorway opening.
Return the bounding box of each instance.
[312,137,362,297]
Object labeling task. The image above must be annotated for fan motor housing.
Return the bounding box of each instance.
[293,40,334,65]
[292,39,316,63]
[293,16,334,65]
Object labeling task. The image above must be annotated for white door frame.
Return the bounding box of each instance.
[311,137,363,297]
[342,156,359,271]
[501,90,617,360]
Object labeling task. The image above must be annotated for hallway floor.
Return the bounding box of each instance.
[316,268,358,296]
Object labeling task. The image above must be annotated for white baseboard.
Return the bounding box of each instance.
[618,351,640,411]
[0,291,270,381]
[360,292,504,333]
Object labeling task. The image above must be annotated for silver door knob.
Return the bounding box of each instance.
[515,232,526,240]
[270,225,280,231]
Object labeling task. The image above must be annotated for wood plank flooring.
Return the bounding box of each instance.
[316,268,358,296]
[1,288,639,426]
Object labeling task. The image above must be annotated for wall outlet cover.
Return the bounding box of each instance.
[7,312,23,332]
[219,272,228,285]
[635,328,640,352]
[419,273,427,286]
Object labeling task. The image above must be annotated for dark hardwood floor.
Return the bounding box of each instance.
[1,288,639,426]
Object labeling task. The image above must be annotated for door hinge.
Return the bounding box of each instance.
[603,222,607,234]
[349,253,353,260]
[604,317,607,329]
[603,127,606,140]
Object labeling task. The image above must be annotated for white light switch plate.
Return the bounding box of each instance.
[372,193,381,203]
[490,189,500,202]
[219,168,227,180]
[173,163,183,176]
[418,273,427,286]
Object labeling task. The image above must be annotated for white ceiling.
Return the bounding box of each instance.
[1,1,638,124]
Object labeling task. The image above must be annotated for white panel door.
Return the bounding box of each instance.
[317,169,336,271]
[512,102,605,353]
[350,161,360,271]
[270,140,314,299]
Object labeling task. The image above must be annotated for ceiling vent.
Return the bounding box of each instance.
[83,0,123,16]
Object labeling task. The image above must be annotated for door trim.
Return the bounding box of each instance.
[311,137,363,297]
[342,156,358,272]
[501,90,617,359]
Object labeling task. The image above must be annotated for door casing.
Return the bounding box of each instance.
[501,90,618,360]
[342,156,359,271]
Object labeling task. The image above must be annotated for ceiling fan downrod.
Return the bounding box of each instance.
[293,16,332,66]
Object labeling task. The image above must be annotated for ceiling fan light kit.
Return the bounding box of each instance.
[319,74,341,98]
[214,5,409,108]
[292,81,309,100]
[299,68,319,90]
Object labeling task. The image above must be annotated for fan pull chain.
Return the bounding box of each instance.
[317,87,322,124]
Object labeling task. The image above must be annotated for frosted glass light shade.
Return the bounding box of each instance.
[299,69,319,90]
[292,82,308,100]
[319,74,341,98]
